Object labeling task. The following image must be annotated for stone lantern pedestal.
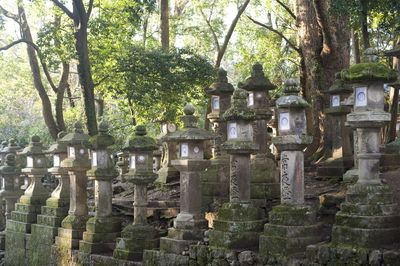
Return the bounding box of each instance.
[79,121,120,254]
[113,125,159,260]
[308,49,400,264]
[54,122,91,261]
[202,69,234,209]
[317,73,353,180]
[29,132,71,266]
[239,63,280,207]
[160,105,216,254]
[5,136,49,266]
[259,79,323,259]
[209,89,264,250]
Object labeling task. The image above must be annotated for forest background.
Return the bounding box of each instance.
[0,0,399,160]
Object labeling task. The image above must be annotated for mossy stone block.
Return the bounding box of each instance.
[37,214,64,227]
[217,202,263,221]
[213,219,265,232]
[250,183,280,200]
[5,230,28,266]
[208,230,261,250]
[250,157,278,183]
[85,216,121,233]
[11,211,37,224]
[79,240,115,254]
[61,214,88,230]
[340,202,396,216]
[6,219,31,233]
[334,212,400,229]
[41,205,69,217]
[268,205,315,226]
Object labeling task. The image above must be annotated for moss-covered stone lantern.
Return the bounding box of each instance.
[317,73,353,180]
[114,125,158,261]
[79,121,120,254]
[202,68,234,209]
[259,78,324,259]
[239,62,280,208]
[54,122,91,252]
[29,132,70,266]
[209,89,265,250]
[160,104,216,254]
[327,48,400,249]
[156,122,179,183]
[5,136,48,265]
[0,154,20,219]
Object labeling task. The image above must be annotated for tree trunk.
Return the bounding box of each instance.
[351,29,361,63]
[18,1,59,140]
[73,0,98,136]
[360,0,370,49]
[387,36,400,143]
[160,0,169,51]
[55,62,70,132]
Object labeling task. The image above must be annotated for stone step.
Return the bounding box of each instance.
[263,223,322,238]
[79,240,115,254]
[160,236,196,254]
[37,214,64,227]
[213,219,265,233]
[208,229,261,250]
[15,203,41,214]
[82,231,119,243]
[10,211,37,224]
[6,219,31,233]
[41,205,68,217]
[340,202,397,216]
[334,213,400,229]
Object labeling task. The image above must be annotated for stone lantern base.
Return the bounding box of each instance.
[307,183,400,263]
[156,166,179,183]
[250,155,280,207]
[28,197,69,265]
[259,204,324,258]
[5,197,47,266]
[113,224,158,260]
[380,140,400,171]
[55,214,89,250]
[79,216,121,254]
[208,202,265,250]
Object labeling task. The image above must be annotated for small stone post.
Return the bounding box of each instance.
[55,122,91,253]
[328,48,400,248]
[5,136,49,265]
[209,89,265,250]
[29,132,70,265]
[0,154,21,250]
[259,79,323,258]
[160,105,216,254]
[116,151,129,181]
[239,63,280,206]
[317,73,353,180]
[202,69,234,209]
[79,121,120,254]
[156,122,179,183]
[114,125,159,260]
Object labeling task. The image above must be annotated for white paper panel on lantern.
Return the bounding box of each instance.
[138,155,145,162]
[27,156,33,167]
[248,93,254,106]
[92,152,97,167]
[228,122,237,139]
[180,143,189,157]
[53,154,60,167]
[332,95,340,107]
[355,87,367,107]
[279,112,290,131]
[212,96,220,110]
[69,147,76,158]
[130,155,136,169]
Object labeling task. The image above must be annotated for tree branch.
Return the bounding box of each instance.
[51,0,73,19]
[86,0,94,21]
[275,0,296,20]
[247,16,300,53]
[216,0,250,66]
[0,4,20,24]
[199,8,220,53]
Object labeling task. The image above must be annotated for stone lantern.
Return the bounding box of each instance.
[259,78,323,258]
[29,132,70,266]
[114,125,158,260]
[116,151,129,180]
[317,73,353,180]
[160,105,216,254]
[209,89,265,250]
[55,122,91,252]
[0,154,20,219]
[0,154,20,250]
[0,141,8,165]
[156,122,179,183]
[5,136,48,265]
[202,69,234,210]
[79,121,120,254]
[153,140,163,172]
[239,62,280,207]
[327,48,400,249]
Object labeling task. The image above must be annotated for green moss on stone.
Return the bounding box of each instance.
[342,62,397,83]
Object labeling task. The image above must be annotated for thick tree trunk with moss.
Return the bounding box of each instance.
[297,0,350,159]
[160,0,169,52]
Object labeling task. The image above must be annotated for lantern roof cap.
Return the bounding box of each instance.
[124,125,158,152]
[239,62,276,92]
[205,68,234,95]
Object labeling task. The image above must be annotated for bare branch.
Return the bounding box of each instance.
[86,0,94,21]
[0,4,20,24]
[247,16,300,53]
[94,74,111,87]
[199,8,220,53]
[51,0,73,19]
[275,0,296,20]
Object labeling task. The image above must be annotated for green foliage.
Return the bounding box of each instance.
[104,46,216,123]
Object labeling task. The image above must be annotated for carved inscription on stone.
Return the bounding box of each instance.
[280,153,291,203]
[230,157,239,202]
